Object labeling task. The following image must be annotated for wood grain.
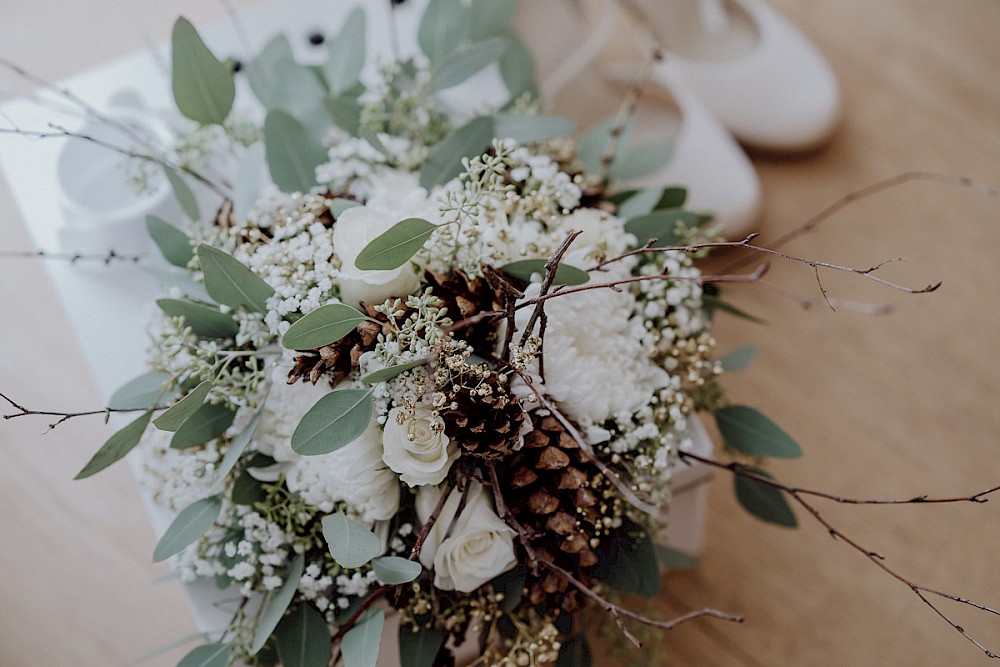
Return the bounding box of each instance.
[2,1,999,665]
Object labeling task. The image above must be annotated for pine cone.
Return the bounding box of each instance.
[500,413,612,613]
[286,302,395,386]
[436,362,525,462]
[423,269,504,356]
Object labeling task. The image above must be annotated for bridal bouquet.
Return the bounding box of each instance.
[34,3,823,667]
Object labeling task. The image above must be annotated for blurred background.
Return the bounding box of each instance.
[1,1,999,665]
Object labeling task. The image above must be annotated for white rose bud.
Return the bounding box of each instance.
[332,185,438,308]
[416,482,517,592]
[382,406,459,487]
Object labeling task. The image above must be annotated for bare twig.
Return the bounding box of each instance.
[0,390,161,431]
[680,450,1000,658]
[486,462,538,566]
[517,231,581,349]
[0,248,144,264]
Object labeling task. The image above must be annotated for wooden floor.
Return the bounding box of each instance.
[2,1,999,665]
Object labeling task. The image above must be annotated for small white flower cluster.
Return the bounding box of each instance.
[315,128,419,200]
[138,428,221,512]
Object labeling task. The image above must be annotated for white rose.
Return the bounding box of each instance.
[416,482,517,592]
[332,185,438,307]
[382,406,459,487]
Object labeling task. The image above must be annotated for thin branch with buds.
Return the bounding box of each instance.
[0,248,144,264]
[679,450,1000,658]
[0,391,162,431]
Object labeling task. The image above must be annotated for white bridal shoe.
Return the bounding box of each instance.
[620,0,842,152]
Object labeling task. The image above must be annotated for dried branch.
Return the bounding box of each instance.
[538,556,743,645]
[755,279,895,315]
[0,248,144,264]
[680,450,1000,657]
[517,230,581,349]
[0,390,161,431]
[486,462,538,566]
[719,171,1000,275]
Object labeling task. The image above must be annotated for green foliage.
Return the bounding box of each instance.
[323,8,366,96]
[108,370,171,410]
[170,402,235,449]
[290,389,373,456]
[468,0,516,40]
[354,217,437,271]
[196,244,275,313]
[162,166,200,222]
[281,303,368,350]
[594,519,660,599]
[420,116,495,189]
[398,622,446,667]
[498,37,538,99]
[330,198,361,217]
[371,556,422,585]
[427,38,509,93]
[263,110,328,194]
[324,95,363,136]
[493,113,575,144]
[702,294,767,324]
[624,209,702,246]
[418,0,469,64]
[717,344,758,371]
[556,635,592,667]
[153,495,223,562]
[176,643,231,667]
[245,34,326,126]
[613,187,688,219]
[322,511,382,569]
[715,405,802,458]
[734,468,798,527]
[252,553,305,654]
[156,299,240,339]
[146,215,194,268]
[209,406,264,494]
[500,259,590,286]
[234,142,266,223]
[153,380,212,432]
[360,359,426,385]
[275,603,332,667]
[171,17,235,125]
[654,543,700,570]
[608,141,674,181]
[490,565,525,613]
[341,609,384,667]
[231,469,267,506]
[74,410,153,479]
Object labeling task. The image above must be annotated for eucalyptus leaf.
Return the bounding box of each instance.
[608,141,674,181]
[556,635,592,667]
[468,0,516,40]
[420,116,495,189]
[614,188,663,219]
[624,209,702,246]
[171,17,235,125]
[331,198,361,217]
[162,166,200,221]
[176,643,231,667]
[252,553,305,654]
[171,402,235,449]
[655,186,688,209]
[358,128,390,159]
[232,469,267,506]
[372,556,422,585]
[322,511,382,569]
[153,380,212,432]
[131,631,208,664]
[109,370,171,410]
[281,303,368,350]
[360,359,426,385]
[74,410,153,479]
[197,244,275,313]
[398,623,446,667]
[418,0,469,64]
[702,294,767,324]
[246,35,325,119]
[715,405,802,458]
[156,298,240,339]
[209,406,264,494]
[498,36,538,100]
[324,7,366,95]
[578,116,633,176]
[321,95,361,136]
[493,114,575,144]
[263,110,327,194]
[717,344,757,371]
[428,37,509,93]
[654,543,700,570]
[341,609,384,667]
[234,142,266,223]
[146,215,194,268]
[734,468,798,527]
[490,565,525,613]
[290,389,373,456]
[594,519,660,598]
[354,217,437,271]
[153,494,223,562]
[500,259,590,285]
[275,603,332,667]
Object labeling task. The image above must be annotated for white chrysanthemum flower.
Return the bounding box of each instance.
[516,263,670,425]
